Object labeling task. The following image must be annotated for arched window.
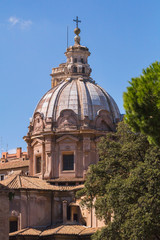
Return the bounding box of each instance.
[73,67,77,73]
[36,156,41,173]
[74,58,77,63]
[82,67,85,73]
[81,58,84,63]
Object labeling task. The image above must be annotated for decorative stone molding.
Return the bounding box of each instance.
[57,109,78,130]
[56,135,79,143]
[83,137,91,152]
[95,109,115,131]
[32,112,44,133]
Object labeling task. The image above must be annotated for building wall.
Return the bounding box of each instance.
[1,148,28,161]
[76,199,105,228]
[9,190,52,229]
[9,190,75,230]
[29,134,99,180]
[0,188,9,240]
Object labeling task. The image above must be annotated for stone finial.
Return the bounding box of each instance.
[73,16,81,45]
[74,27,81,45]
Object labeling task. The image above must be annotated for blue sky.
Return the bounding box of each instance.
[0,0,160,154]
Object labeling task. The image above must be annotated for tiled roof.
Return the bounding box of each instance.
[9,228,41,237]
[0,159,29,170]
[2,174,84,191]
[9,225,97,237]
[47,177,85,183]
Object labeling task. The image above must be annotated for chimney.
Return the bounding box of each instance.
[1,152,7,159]
[16,148,22,159]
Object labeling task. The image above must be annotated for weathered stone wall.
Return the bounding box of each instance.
[9,190,74,230]
[10,190,52,229]
[0,186,9,240]
[29,133,99,180]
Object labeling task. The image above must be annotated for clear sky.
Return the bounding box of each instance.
[0,0,160,154]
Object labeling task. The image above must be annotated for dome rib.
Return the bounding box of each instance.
[44,83,64,118]
[46,81,68,120]
[67,80,78,112]
[97,84,120,120]
[77,80,93,120]
[86,81,106,119]
[33,79,120,125]
[55,81,75,120]
[75,81,81,119]
[34,88,53,117]
[84,81,94,120]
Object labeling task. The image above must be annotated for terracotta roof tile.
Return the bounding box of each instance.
[1,174,16,186]
[10,225,97,237]
[56,225,85,235]
[41,225,97,236]
[9,228,42,236]
[80,227,98,235]
[20,228,41,236]
[41,225,63,236]
[2,174,84,191]
[0,159,29,170]
[48,177,85,183]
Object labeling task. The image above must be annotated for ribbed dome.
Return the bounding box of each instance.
[25,24,122,183]
[34,79,120,123]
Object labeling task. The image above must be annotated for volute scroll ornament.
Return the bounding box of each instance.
[57,109,78,130]
[33,112,44,133]
[95,109,115,131]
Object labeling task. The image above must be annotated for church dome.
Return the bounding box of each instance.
[30,24,120,133]
[24,19,121,182]
[34,79,120,124]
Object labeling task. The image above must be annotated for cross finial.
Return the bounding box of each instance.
[73,16,81,28]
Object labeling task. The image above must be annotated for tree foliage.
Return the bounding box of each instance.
[123,61,160,146]
[77,122,160,240]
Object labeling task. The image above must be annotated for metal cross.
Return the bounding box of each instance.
[73,16,81,28]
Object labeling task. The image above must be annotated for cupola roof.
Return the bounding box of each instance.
[31,18,121,131]
[34,79,120,123]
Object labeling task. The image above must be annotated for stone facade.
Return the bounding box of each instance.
[2,174,103,230]
[0,184,9,240]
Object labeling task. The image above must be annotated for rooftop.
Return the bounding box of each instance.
[2,174,84,191]
[0,159,29,170]
[47,177,85,183]
[9,224,98,237]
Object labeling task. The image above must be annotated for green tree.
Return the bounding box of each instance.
[123,61,160,146]
[77,122,160,240]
